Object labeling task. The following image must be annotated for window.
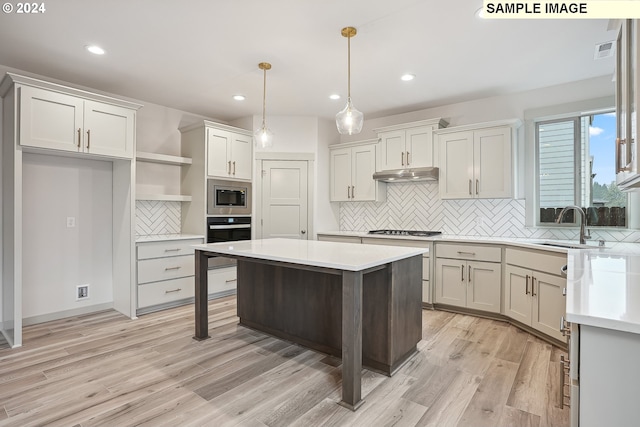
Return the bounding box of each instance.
[537,111,627,227]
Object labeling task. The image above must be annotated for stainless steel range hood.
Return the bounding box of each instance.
[373,166,439,182]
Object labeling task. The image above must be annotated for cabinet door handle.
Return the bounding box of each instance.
[347,186,351,199]
[164,248,182,252]
[351,185,355,199]
[461,264,465,282]
[233,161,236,175]
[406,151,410,166]
[476,179,479,195]
[531,276,536,297]
[559,357,566,409]
[77,128,81,148]
[225,278,237,284]
[469,179,472,195]
[228,160,232,175]
[457,251,476,256]
[468,265,471,283]
[616,137,622,173]
[525,275,530,295]
[165,288,182,294]
[164,266,182,271]
[401,152,405,166]
[86,129,90,149]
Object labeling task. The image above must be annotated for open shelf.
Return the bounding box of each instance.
[135,194,192,202]
[136,151,192,166]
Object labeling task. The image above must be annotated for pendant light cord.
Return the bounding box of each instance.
[347,33,351,100]
[262,67,267,128]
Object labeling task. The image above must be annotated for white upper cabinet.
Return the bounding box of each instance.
[206,126,252,181]
[17,83,137,159]
[615,19,640,189]
[330,140,385,202]
[374,118,448,171]
[436,120,520,199]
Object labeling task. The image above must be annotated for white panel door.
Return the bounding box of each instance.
[330,147,351,202]
[261,160,309,239]
[466,261,501,313]
[474,127,512,198]
[83,101,135,159]
[439,131,474,199]
[434,258,466,308]
[532,270,566,342]
[230,133,252,180]
[206,128,231,178]
[406,126,433,168]
[504,264,532,324]
[19,85,83,153]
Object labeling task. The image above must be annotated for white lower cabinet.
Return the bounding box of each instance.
[136,238,203,313]
[504,248,567,342]
[208,266,237,295]
[434,243,502,313]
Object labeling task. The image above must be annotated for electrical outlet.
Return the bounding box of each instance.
[66,217,76,228]
[77,285,89,300]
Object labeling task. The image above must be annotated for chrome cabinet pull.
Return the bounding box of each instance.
[77,128,81,148]
[165,288,182,294]
[406,151,410,165]
[86,129,91,149]
[468,265,471,283]
[468,179,472,195]
[476,179,479,195]
[401,152,405,166]
[164,266,182,271]
[461,265,465,282]
[233,161,236,175]
[525,275,530,295]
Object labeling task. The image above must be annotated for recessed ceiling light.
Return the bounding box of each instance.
[85,45,105,55]
[233,95,246,101]
[401,74,415,82]
[329,94,341,100]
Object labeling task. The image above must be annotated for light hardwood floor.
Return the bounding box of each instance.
[0,297,569,426]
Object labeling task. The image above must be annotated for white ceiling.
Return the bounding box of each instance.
[0,0,617,123]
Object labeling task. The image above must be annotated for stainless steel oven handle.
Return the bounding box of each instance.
[209,224,251,230]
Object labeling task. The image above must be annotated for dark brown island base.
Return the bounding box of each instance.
[192,238,426,410]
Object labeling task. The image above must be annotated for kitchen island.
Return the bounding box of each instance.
[192,238,426,410]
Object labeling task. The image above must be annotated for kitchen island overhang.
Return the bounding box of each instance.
[192,238,426,410]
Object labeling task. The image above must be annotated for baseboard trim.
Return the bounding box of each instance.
[23,303,114,326]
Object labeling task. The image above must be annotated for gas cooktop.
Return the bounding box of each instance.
[368,230,442,237]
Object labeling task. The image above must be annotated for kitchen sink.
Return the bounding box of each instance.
[533,241,603,249]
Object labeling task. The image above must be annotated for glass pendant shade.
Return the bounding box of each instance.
[254,125,274,149]
[335,97,364,135]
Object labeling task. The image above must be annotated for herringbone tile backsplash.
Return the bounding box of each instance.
[136,201,181,236]
[340,182,640,243]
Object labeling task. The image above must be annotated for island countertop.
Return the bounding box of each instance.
[192,238,427,271]
[566,250,640,334]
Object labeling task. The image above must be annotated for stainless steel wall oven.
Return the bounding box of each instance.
[206,216,252,269]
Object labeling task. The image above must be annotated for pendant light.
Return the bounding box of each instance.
[336,26,364,135]
[254,62,274,148]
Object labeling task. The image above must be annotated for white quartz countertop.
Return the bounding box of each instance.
[192,238,427,271]
[566,250,640,334]
[317,230,640,254]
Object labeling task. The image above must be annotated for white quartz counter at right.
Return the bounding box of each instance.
[566,250,640,334]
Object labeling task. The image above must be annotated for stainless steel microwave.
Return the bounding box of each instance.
[207,179,252,216]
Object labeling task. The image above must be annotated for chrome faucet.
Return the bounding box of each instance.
[556,206,591,245]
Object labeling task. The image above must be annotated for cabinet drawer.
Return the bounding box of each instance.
[208,266,238,295]
[361,237,430,249]
[436,243,501,262]
[506,248,566,276]
[137,239,202,260]
[137,276,195,308]
[138,255,194,284]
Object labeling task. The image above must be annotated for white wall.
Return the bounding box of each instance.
[22,153,114,319]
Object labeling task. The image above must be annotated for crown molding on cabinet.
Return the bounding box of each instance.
[372,118,449,134]
[433,118,522,135]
